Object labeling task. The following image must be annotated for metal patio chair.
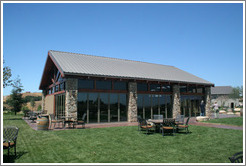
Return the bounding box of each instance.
[137,115,143,131]
[160,119,176,136]
[49,114,64,129]
[176,114,185,125]
[177,117,190,134]
[229,151,243,163]
[139,119,153,135]
[73,113,87,128]
[3,126,19,157]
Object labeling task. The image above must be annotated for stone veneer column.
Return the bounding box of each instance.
[205,87,212,118]
[127,82,137,122]
[172,84,181,119]
[65,78,78,119]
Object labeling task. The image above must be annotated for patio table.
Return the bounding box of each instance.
[148,119,163,133]
[148,118,179,133]
[62,116,76,128]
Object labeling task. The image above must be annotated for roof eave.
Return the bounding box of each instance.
[63,72,214,87]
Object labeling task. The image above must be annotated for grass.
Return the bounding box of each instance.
[203,117,243,126]
[3,114,243,163]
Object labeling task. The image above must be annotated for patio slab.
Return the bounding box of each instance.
[23,114,242,131]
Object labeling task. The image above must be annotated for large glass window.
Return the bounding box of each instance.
[96,80,112,90]
[139,94,172,119]
[114,81,127,90]
[180,86,187,93]
[78,92,127,123]
[119,94,127,121]
[88,93,98,123]
[100,93,109,122]
[59,82,65,91]
[160,95,167,118]
[166,95,172,118]
[162,85,172,92]
[77,93,87,121]
[188,86,196,93]
[110,94,118,122]
[181,95,203,117]
[137,94,144,119]
[78,79,94,89]
[137,83,148,91]
[150,84,161,92]
[197,87,204,93]
[144,94,151,119]
[152,94,159,117]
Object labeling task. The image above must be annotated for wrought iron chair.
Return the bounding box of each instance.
[137,115,143,131]
[229,151,243,163]
[29,111,37,123]
[49,114,64,129]
[160,119,176,136]
[139,119,153,135]
[177,117,190,134]
[73,113,87,129]
[3,126,19,157]
[176,114,185,125]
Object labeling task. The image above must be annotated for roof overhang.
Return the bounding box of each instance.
[39,51,65,90]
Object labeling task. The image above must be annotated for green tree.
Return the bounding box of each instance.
[30,98,36,111]
[230,86,243,99]
[37,105,42,111]
[3,59,12,88]
[6,76,24,115]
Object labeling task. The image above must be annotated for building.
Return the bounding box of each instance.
[39,50,214,123]
[211,86,240,108]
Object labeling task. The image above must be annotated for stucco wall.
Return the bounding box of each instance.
[44,95,54,115]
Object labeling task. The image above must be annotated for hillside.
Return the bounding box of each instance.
[3,92,42,111]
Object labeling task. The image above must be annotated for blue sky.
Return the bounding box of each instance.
[3,3,243,96]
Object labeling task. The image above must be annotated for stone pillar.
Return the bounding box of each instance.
[205,87,212,118]
[127,82,137,122]
[65,78,78,120]
[172,84,181,119]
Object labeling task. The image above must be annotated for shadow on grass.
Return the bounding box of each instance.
[3,151,28,163]
[4,118,23,121]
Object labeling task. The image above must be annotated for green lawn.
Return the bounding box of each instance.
[3,114,243,163]
[203,117,243,126]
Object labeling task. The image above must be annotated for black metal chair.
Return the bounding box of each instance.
[229,151,243,163]
[176,114,185,125]
[29,111,37,123]
[3,126,19,157]
[49,114,64,129]
[160,119,176,136]
[137,115,143,131]
[139,119,153,135]
[73,113,87,129]
[177,117,190,134]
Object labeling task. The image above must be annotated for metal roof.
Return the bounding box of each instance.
[211,86,233,95]
[48,50,214,85]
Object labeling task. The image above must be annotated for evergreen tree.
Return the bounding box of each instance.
[3,59,12,88]
[6,76,24,115]
[30,98,36,111]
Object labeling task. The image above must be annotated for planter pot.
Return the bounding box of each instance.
[196,116,209,122]
[219,110,227,114]
[37,114,49,130]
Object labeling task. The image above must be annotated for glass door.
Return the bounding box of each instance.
[55,93,65,119]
